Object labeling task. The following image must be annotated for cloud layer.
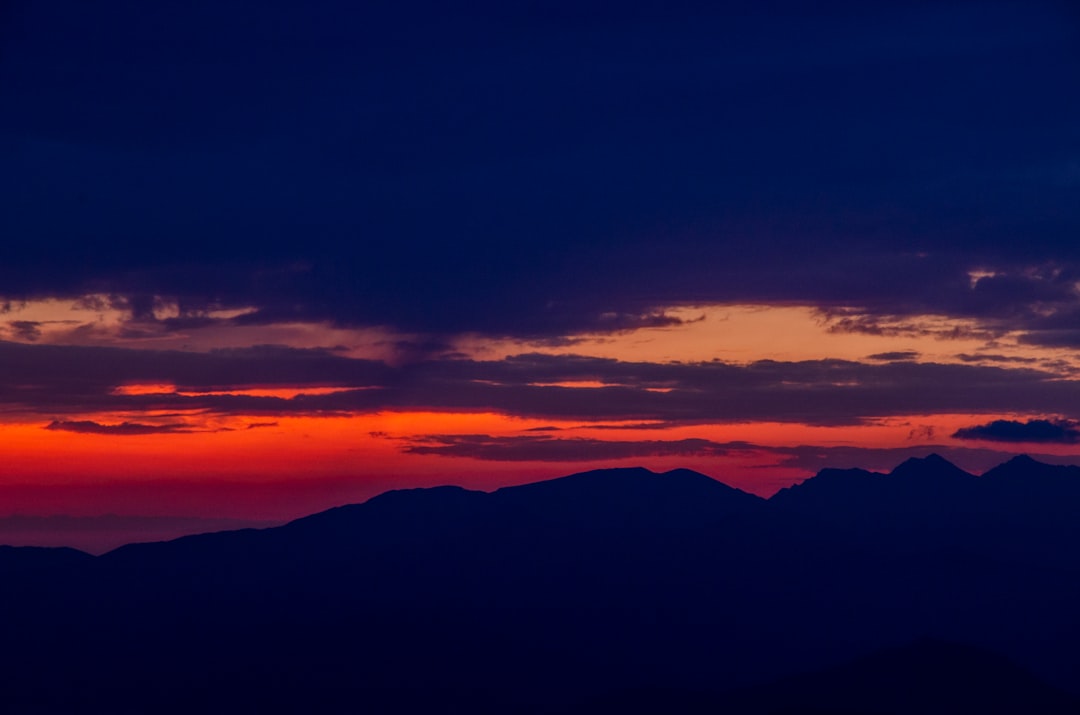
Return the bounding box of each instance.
[1,2,1078,341]
[6,340,1080,429]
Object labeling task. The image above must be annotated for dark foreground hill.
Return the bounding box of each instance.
[3,458,1080,713]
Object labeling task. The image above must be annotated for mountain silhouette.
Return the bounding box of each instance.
[890,452,975,481]
[981,454,1080,507]
[492,466,763,512]
[3,457,1080,712]
[770,453,976,519]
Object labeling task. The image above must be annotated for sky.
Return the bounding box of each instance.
[2,0,1080,550]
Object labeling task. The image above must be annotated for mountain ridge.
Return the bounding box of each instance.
[3,454,1077,558]
[4,455,1080,711]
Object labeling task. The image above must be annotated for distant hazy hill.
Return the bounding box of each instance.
[3,457,1080,713]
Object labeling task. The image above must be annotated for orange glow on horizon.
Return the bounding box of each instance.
[460,304,1080,371]
[5,299,1080,529]
[3,408,1076,494]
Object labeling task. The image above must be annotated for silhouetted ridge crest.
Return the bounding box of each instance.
[983,453,1080,482]
[1002,453,1040,468]
[768,467,882,509]
[492,467,764,528]
[889,453,974,482]
[495,466,758,502]
[6,454,1080,712]
[770,454,983,521]
[290,484,484,529]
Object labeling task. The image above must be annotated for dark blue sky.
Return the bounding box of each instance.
[3,0,1078,337]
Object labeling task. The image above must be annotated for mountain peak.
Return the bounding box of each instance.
[495,466,745,497]
[1003,453,1039,468]
[492,466,764,520]
[982,453,1080,484]
[983,454,1044,477]
[768,466,881,508]
[889,453,972,481]
[898,452,951,468]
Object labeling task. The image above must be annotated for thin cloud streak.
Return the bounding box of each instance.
[44,420,215,436]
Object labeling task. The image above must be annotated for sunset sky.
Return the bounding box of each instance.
[2,1,1080,550]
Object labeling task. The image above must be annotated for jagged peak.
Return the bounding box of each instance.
[982,453,1080,481]
[493,466,658,495]
[981,454,1044,478]
[1003,453,1039,467]
[769,466,878,498]
[899,453,952,468]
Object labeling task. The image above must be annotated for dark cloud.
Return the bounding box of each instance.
[378,339,459,363]
[1018,330,1080,349]
[159,314,228,332]
[907,425,936,441]
[587,422,679,430]
[866,351,919,361]
[952,419,1080,444]
[955,353,1039,364]
[593,311,695,332]
[8,321,42,341]
[401,434,753,462]
[824,313,1001,341]
[0,2,1077,338]
[307,354,1079,426]
[45,420,195,436]
[7,341,1080,426]
[0,340,391,393]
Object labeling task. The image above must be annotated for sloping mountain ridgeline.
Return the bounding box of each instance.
[3,457,1080,713]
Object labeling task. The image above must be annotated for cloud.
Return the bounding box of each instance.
[907,425,936,441]
[1019,330,1080,349]
[824,314,1000,342]
[866,351,919,361]
[401,434,757,462]
[0,3,1077,341]
[7,341,1080,427]
[955,353,1039,364]
[44,420,195,436]
[8,321,42,341]
[952,419,1080,444]
[594,311,696,332]
[0,339,390,394]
